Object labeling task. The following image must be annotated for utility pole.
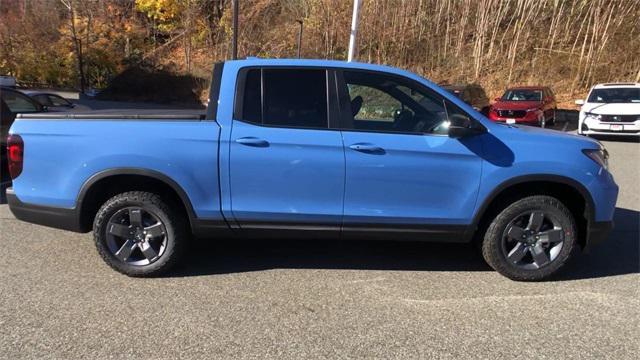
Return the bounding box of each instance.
[347,0,362,62]
[296,20,303,58]
[232,0,239,60]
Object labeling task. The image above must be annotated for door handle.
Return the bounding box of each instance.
[235,137,269,147]
[349,143,385,154]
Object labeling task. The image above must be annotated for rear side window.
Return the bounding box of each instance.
[1,90,39,112]
[206,62,224,120]
[239,68,329,129]
[242,69,262,124]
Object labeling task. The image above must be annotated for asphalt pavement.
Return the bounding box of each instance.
[0,136,638,359]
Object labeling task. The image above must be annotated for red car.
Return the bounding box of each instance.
[488,86,557,127]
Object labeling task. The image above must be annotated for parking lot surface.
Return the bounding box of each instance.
[1,137,638,359]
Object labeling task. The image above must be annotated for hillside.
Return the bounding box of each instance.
[1,0,639,107]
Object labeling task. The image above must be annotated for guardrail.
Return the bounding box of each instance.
[14,81,78,92]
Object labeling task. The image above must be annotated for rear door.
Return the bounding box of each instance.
[336,70,483,240]
[228,68,345,233]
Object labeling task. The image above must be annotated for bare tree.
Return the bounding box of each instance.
[60,0,86,93]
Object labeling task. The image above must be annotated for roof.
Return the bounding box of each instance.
[504,86,547,90]
[593,83,640,89]
[224,58,433,85]
[223,57,457,102]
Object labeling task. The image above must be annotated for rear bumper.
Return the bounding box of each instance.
[6,188,85,232]
[584,220,613,252]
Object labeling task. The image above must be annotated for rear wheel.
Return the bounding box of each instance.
[481,195,576,281]
[93,191,188,277]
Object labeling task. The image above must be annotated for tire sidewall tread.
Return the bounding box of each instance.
[481,195,577,281]
[93,191,188,277]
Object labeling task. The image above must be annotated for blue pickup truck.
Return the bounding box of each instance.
[6,59,618,280]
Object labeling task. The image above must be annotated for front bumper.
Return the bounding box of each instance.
[489,113,540,125]
[580,118,640,136]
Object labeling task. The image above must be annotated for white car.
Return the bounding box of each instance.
[576,83,640,137]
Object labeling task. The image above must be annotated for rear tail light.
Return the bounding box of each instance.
[7,134,24,179]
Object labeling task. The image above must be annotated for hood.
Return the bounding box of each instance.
[492,100,541,110]
[581,102,640,115]
[492,122,601,147]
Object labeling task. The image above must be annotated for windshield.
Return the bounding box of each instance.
[501,89,542,101]
[587,88,640,103]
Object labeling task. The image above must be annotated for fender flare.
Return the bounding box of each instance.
[470,174,596,230]
[76,168,198,229]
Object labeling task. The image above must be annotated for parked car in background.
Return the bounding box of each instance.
[576,83,640,137]
[488,86,557,127]
[6,59,617,281]
[1,87,46,202]
[441,83,490,115]
[23,91,90,112]
[0,75,17,88]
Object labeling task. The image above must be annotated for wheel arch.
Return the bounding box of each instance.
[471,175,595,249]
[76,168,197,233]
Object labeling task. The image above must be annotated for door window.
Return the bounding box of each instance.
[341,71,448,134]
[33,94,53,106]
[238,68,329,129]
[1,90,39,112]
[348,84,404,123]
[48,95,72,107]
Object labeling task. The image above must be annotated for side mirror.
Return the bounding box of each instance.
[494,97,501,102]
[448,115,486,138]
[575,99,585,106]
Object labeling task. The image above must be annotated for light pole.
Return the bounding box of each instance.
[347,0,362,62]
[296,20,304,58]
[232,0,239,59]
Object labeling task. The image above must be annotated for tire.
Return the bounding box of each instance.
[539,114,546,128]
[93,191,188,277]
[481,195,577,281]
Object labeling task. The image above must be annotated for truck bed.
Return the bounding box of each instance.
[18,109,207,120]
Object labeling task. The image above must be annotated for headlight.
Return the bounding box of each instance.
[585,112,601,121]
[583,148,609,170]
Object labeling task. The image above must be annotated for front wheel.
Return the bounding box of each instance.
[538,114,546,128]
[481,195,577,281]
[93,191,188,277]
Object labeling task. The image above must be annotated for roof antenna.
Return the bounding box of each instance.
[347,0,362,62]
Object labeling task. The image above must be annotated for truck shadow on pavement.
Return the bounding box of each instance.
[171,207,639,281]
[558,207,639,281]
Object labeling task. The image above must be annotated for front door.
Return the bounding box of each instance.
[228,68,345,232]
[337,70,483,240]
